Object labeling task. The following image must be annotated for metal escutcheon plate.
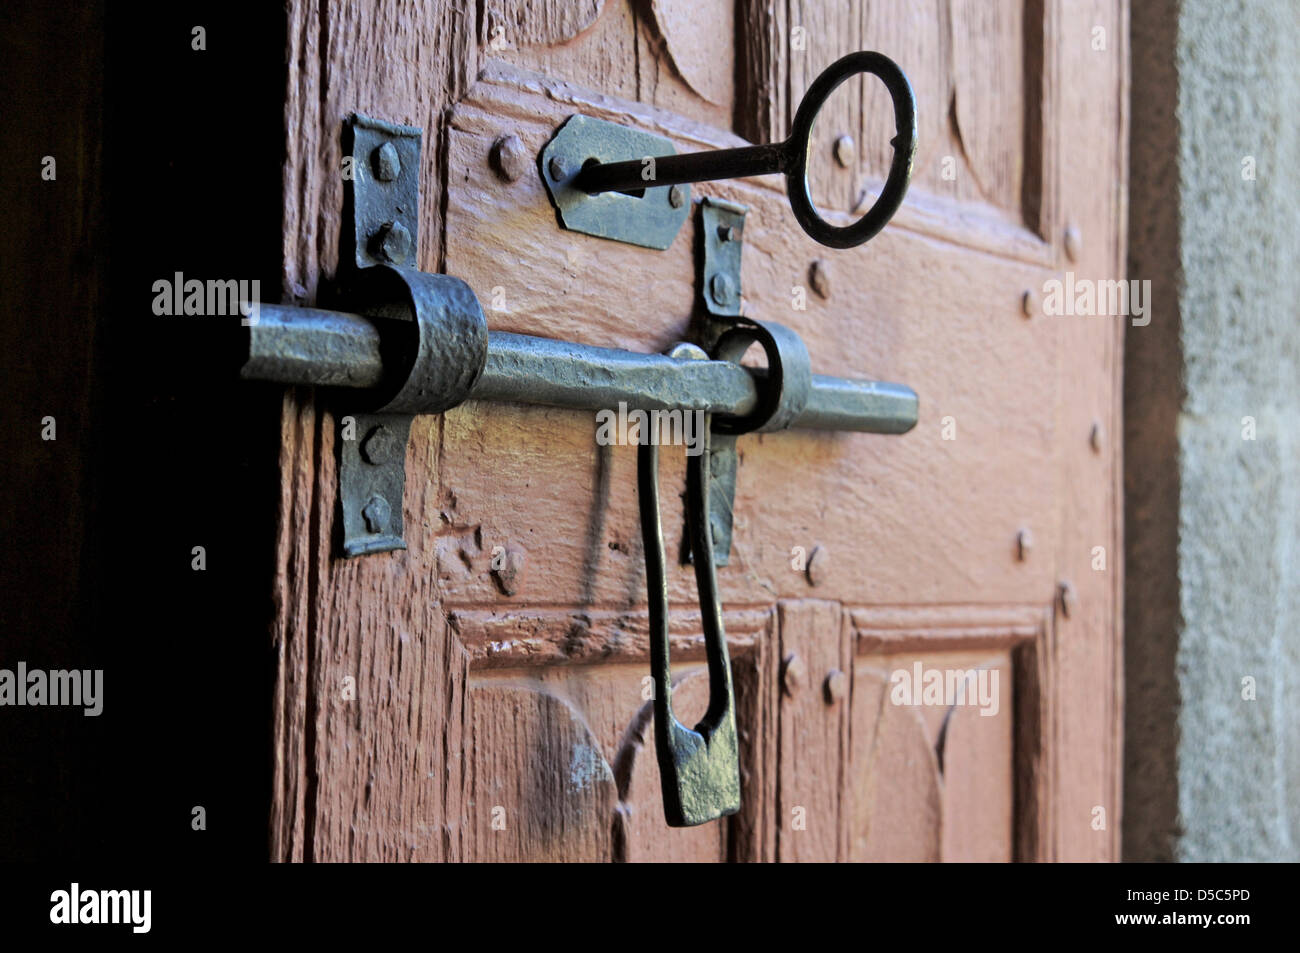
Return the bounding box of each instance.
[539,115,690,250]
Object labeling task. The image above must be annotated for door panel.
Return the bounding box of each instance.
[272,0,1126,861]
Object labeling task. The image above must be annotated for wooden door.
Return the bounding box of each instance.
[271,0,1127,862]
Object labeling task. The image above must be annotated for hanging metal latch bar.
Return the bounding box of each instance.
[638,353,740,826]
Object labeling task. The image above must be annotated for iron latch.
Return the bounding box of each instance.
[241,53,919,828]
[242,279,917,830]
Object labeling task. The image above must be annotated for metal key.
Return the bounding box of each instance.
[575,51,917,249]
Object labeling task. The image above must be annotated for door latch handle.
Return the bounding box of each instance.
[638,344,741,826]
[636,319,815,827]
[564,51,917,249]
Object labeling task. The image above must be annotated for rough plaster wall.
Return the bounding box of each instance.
[1174,0,1300,862]
[1128,0,1300,862]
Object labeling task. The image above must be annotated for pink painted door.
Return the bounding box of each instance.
[270,0,1126,861]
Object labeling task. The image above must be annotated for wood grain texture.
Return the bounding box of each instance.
[647,0,734,106]
[775,600,850,861]
[936,654,1016,861]
[274,0,481,862]
[481,0,732,130]
[739,0,1044,243]
[729,607,780,861]
[464,680,616,861]
[848,606,1042,861]
[1048,0,1127,862]
[848,665,943,861]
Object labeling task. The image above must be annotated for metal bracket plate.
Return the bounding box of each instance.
[539,115,690,250]
[339,116,424,557]
[704,433,739,568]
[699,197,747,318]
[346,114,423,270]
[340,413,413,556]
[693,199,748,568]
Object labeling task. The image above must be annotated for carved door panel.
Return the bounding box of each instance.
[271,0,1126,861]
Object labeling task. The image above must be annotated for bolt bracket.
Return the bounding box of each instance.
[687,200,749,567]
[340,413,413,556]
[330,263,488,559]
[339,115,424,556]
[699,197,747,319]
[336,118,488,557]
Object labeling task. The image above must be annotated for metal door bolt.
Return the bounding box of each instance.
[809,259,831,299]
[362,495,391,534]
[372,141,401,182]
[823,669,847,704]
[833,134,855,168]
[490,134,529,182]
[1058,580,1078,618]
[372,221,412,264]
[782,653,806,696]
[1016,529,1032,562]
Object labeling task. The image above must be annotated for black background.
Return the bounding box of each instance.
[1,0,285,861]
